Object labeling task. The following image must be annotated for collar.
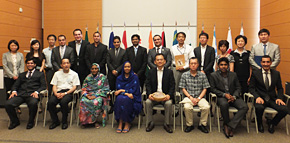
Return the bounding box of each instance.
[60,45,66,48]
[75,40,82,44]
[262,68,271,74]
[28,69,36,74]
[261,42,269,46]
[177,44,185,48]
[189,70,200,77]
[234,48,247,54]
[201,45,207,49]
[133,46,139,49]
[156,46,162,49]
[157,67,164,71]
[218,70,228,77]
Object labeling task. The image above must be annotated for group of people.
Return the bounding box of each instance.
[3,28,289,138]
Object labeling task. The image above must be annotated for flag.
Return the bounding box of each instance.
[240,23,244,36]
[227,26,233,54]
[161,31,166,47]
[186,28,192,46]
[85,26,89,42]
[122,30,127,49]
[212,25,217,70]
[172,30,178,46]
[109,31,114,49]
[148,30,154,49]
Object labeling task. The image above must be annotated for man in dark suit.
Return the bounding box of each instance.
[5,58,46,130]
[51,35,74,71]
[68,29,90,85]
[148,35,172,69]
[145,53,175,133]
[85,31,108,75]
[249,55,288,134]
[210,57,248,138]
[125,34,147,89]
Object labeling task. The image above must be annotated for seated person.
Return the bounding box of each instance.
[5,58,46,130]
[210,57,248,138]
[179,57,210,133]
[145,53,175,133]
[48,58,80,130]
[79,63,110,128]
[249,55,288,134]
[114,61,142,133]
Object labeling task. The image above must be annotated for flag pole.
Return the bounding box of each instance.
[202,22,204,31]
[162,22,164,31]
[188,21,190,30]
[175,21,177,30]
[111,24,113,31]
[150,22,152,31]
[138,22,140,31]
[124,22,126,30]
[97,22,99,32]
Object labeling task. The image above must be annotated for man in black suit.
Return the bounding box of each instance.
[249,55,288,134]
[125,34,147,89]
[145,53,175,133]
[51,35,74,71]
[68,29,90,85]
[85,31,108,75]
[5,58,46,130]
[210,57,248,138]
[148,35,172,69]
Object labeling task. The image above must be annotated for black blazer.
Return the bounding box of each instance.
[147,47,172,69]
[51,46,74,71]
[125,46,148,78]
[146,67,175,103]
[249,69,283,100]
[210,71,241,98]
[194,45,215,75]
[68,40,90,73]
[11,70,46,97]
[106,48,126,80]
[85,43,108,75]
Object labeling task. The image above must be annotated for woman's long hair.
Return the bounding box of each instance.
[29,40,43,61]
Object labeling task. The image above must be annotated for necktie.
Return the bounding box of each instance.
[157,47,160,53]
[264,71,270,101]
[134,48,138,56]
[28,71,32,79]
[263,44,267,55]
[115,49,119,57]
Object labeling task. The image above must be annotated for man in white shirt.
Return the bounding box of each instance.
[48,58,80,130]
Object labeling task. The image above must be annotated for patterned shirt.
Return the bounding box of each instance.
[179,71,210,98]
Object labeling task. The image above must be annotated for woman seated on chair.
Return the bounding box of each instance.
[114,61,142,133]
[79,63,110,128]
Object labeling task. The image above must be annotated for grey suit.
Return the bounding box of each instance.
[249,42,280,70]
[148,47,172,69]
[51,46,74,71]
[2,52,24,78]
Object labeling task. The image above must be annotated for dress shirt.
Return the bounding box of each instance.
[43,46,54,68]
[156,46,162,53]
[134,46,138,56]
[50,69,80,92]
[75,40,82,56]
[59,45,66,59]
[262,68,271,87]
[26,69,36,78]
[171,44,195,69]
[233,48,247,57]
[200,45,207,68]
[11,53,18,75]
[157,67,164,92]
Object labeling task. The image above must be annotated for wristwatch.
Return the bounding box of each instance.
[197,97,201,100]
[65,92,67,95]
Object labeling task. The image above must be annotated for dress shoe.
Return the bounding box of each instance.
[8,122,20,130]
[26,122,34,129]
[62,123,68,130]
[223,125,230,138]
[146,122,154,132]
[184,125,194,133]
[163,124,173,133]
[49,122,60,129]
[258,124,264,133]
[198,125,209,133]
[228,127,234,137]
[268,123,275,134]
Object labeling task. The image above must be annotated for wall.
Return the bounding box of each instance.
[260,0,290,87]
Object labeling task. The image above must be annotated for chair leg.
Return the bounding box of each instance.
[138,114,141,129]
[246,113,249,133]
[209,109,212,132]
[180,104,184,132]
[111,112,114,128]
[253,108,258,133]
[217,107,220,132]
[77,107,80,126]
[70,103,74,126]
[35,102,41,127]
[43,101,48,127]
[285,116,289,135]
[173,105,175,131]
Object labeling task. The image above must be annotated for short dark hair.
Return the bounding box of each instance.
[131,34,140,40]
[189,57,199,64]
[113,36,121,41]
[155,53,165,60]
[153,35,162,40]
[58,35,66,39]
[7,40,20,51]
[93,31,101,37]
[199,32,209,39]
[258,28,270,36]
[61,58,70,63]
[235,35,247,45]
[261,55,272,61]
[25,58,37,64]
[73,29,82,35]
[218,57,229,65]
[218,40,229,50]
[47,34,56,41]
[176,32,186,38]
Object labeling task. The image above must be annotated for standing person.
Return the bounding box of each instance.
[68,29,90,85]
[3,40,24,99]
[249,28,280,70]
[215,40,235,72]
[26,40,46,72]
[85,31,108,75]
[230,35,252,95]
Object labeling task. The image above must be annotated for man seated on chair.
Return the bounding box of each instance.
[179,57,210,133]
[5,58,46,130]
[249,55,288,134]
[210,57,248,138]
[48,58,80,130]
[145,53,175,133]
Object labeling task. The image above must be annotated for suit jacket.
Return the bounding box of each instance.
[85,43,108,75]
[2,52,24,78]
[147,47,172,69]
[125,46,148,78]
[249,69,283,100]
[11,70,46,97]
[51,46,74,71]
[68,40,90,73]
[210,71,241,98]
[145,67,175,103]
[106,48,126,80]
[249,42,280,70]
[194,45,215,75]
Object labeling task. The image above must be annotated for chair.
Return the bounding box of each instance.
[211,93,251,133]
[179,92,212,132]
[246,92,289,135]
[7,90,48,127]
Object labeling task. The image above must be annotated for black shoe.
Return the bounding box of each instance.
[163,124,173,133]
[161,110,165,116]
[49,122,60,129]
[26,122,34,129]
[258,124,264,133]
[198,125,209,133]
[223,125,230,138]
[268,123,275,134]
[62,123,68,130]
[146,122,154,132]
[184,125,194,133]
[8,122,20,130]
[108,107,114,114]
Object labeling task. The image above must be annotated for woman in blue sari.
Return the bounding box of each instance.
[114,61,142,133]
